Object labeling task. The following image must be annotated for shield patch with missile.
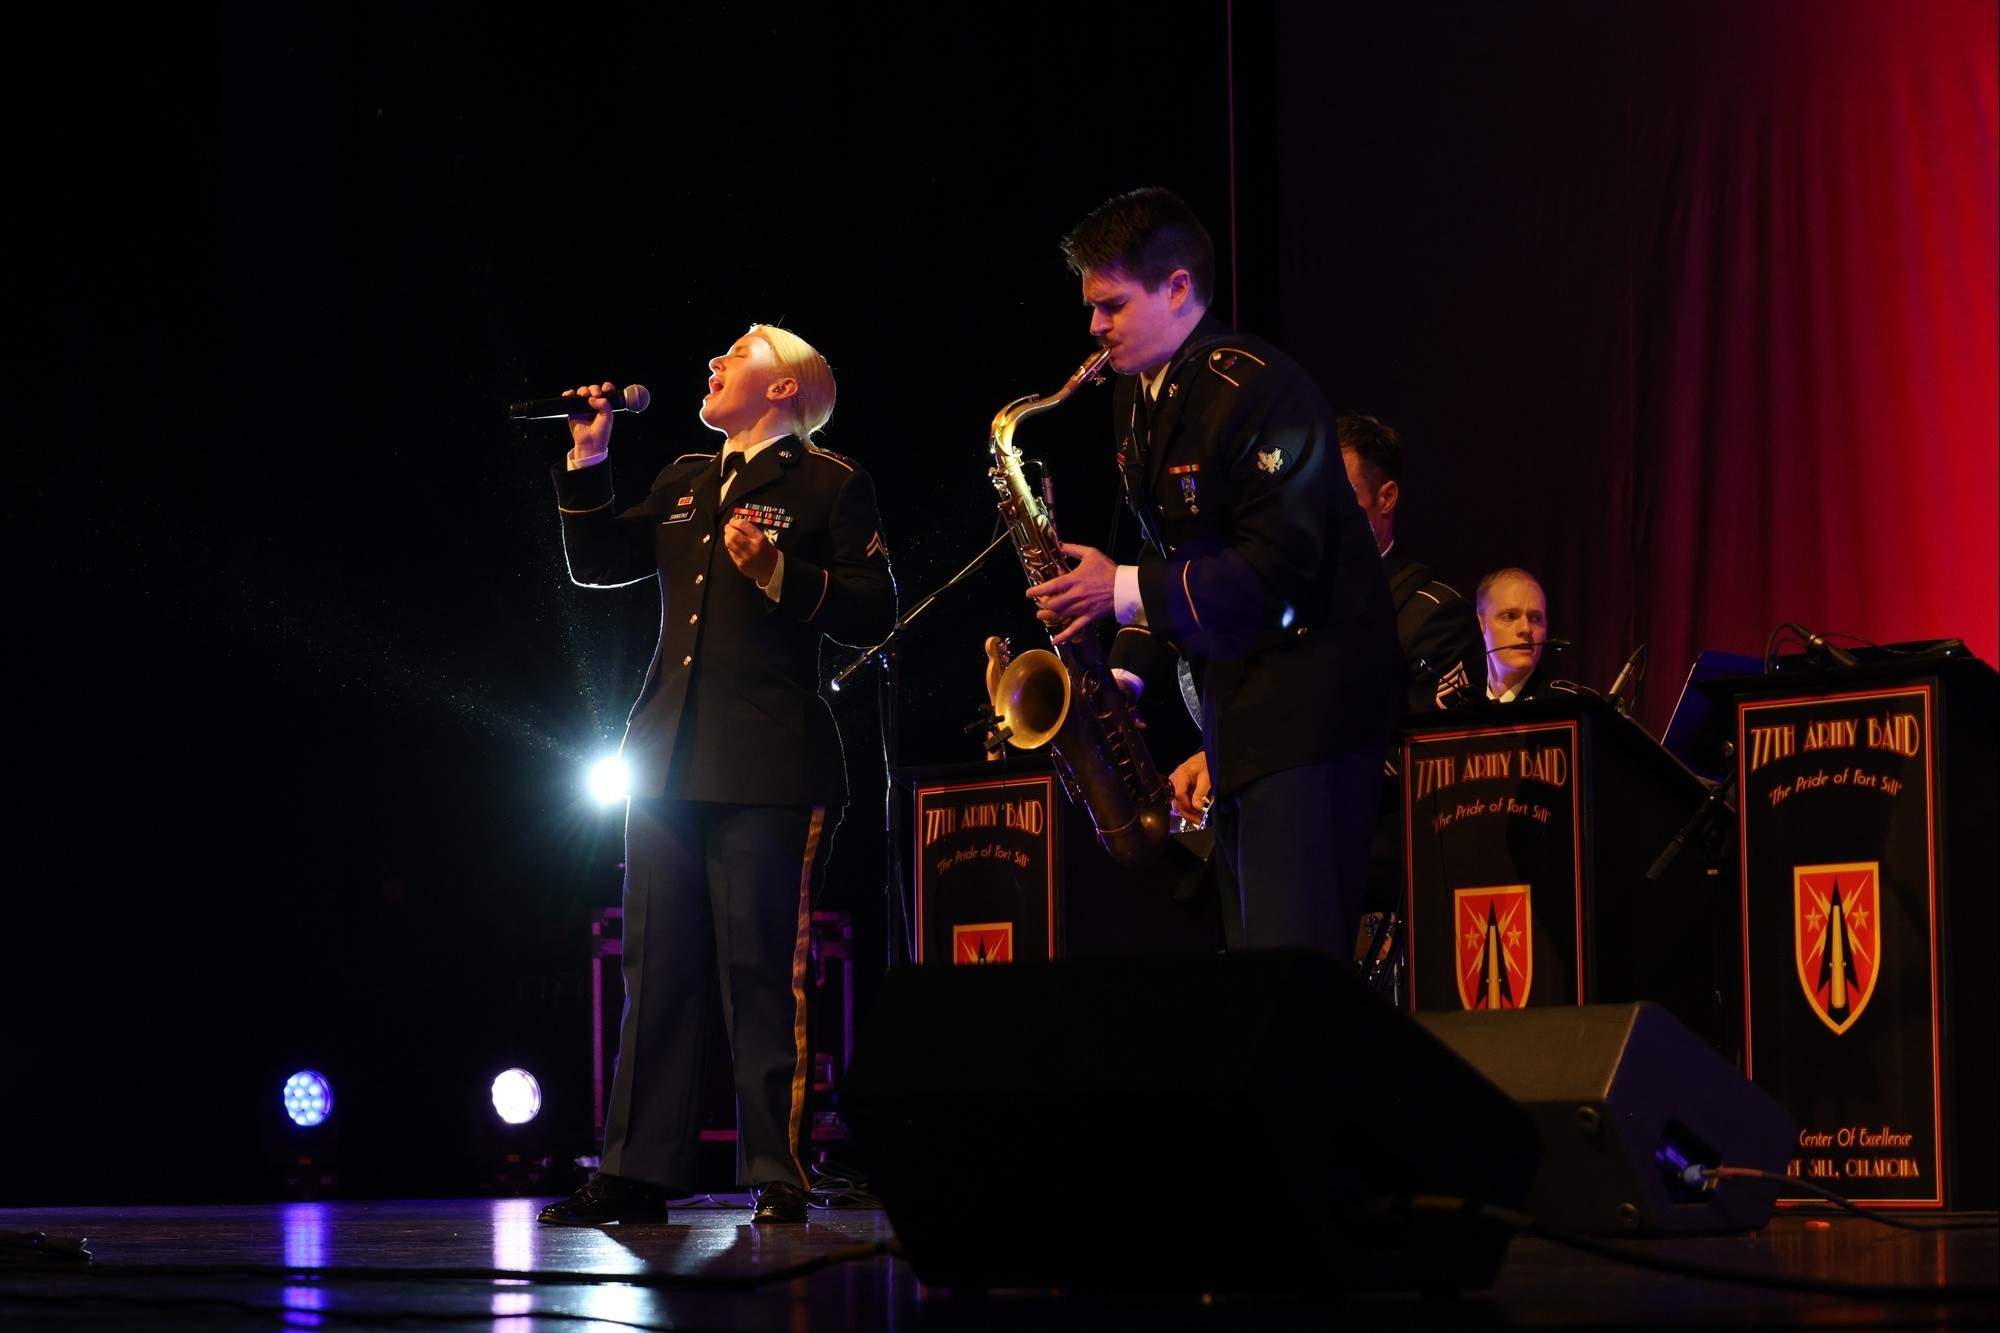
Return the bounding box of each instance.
[1794,861,1881,1035]
[1454,885,1532,1010]
[953,922,1014,965]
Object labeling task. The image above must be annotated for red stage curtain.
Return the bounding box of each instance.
[1276,0,1997,736]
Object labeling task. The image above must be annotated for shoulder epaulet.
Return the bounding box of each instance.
[1204,345,1268,388]
[804,442,858,473]
[653,451,717,489]
[1416,578,1466,605]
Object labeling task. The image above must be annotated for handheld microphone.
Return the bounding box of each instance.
[507,384,652,421]
[1606,642,1647,715]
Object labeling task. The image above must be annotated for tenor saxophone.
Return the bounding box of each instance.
[985,347,1172,869]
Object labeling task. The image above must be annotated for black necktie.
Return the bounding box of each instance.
[1129,390,1155,477]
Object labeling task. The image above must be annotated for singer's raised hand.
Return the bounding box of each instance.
[564,381,618,466]
[723,516,780,586]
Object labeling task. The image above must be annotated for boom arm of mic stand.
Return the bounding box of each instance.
[1646,768,1737,881]
[836,526,1017,969]
[830,527,1017,691]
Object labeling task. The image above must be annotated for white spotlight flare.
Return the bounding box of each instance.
[586,755,632,803]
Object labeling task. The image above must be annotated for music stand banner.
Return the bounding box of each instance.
[1403,719,1584,1013]
[1737,685,1942,1206]
[912,772,1060,964]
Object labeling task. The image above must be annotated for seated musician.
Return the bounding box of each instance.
[1471,566,1557,703]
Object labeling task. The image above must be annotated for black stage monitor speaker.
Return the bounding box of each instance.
[843,948,1542,1296]
[1418,1003,1795,1235]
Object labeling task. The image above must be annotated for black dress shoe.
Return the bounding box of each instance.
[537,1174,669,1226]
[750,1179,809,1224]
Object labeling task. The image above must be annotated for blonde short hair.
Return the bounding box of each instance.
[749,323,837,442]
[1476,567,1545,613]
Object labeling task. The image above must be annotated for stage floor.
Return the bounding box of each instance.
[1,1196,1993,1331]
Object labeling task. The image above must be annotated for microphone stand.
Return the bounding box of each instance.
[829,525,1018,967]
[830,526,1015,692]
[1607,642,1647,717]
[1647,764,1736,882]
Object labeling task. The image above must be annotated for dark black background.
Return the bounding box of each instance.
[10,1,1263,1203]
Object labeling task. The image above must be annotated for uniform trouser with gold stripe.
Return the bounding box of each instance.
[599,798,827,1192]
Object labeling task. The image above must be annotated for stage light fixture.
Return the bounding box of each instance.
[586,754,631,803]
[282,1070,334,1127]
[491,1068,543,1125]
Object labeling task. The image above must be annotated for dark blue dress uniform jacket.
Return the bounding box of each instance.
[1383,547,1481,717]
[1108,313,1406,796]
[553,436,897,806]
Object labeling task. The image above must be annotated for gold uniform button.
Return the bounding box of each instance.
[695,574,704,584]
[702,534,711,544]
[689,614,698,624]
[681,654,693,666]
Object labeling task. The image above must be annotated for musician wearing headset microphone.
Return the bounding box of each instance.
[1449,565,1563,704]
[535,324,897,1228]
[1025,187,1406,958]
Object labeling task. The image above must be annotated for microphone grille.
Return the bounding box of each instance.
[622,384,651,413]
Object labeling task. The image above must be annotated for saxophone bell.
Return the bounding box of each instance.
[991,648,1072,750]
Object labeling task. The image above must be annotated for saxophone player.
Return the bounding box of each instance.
[1025,188,1405,957]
